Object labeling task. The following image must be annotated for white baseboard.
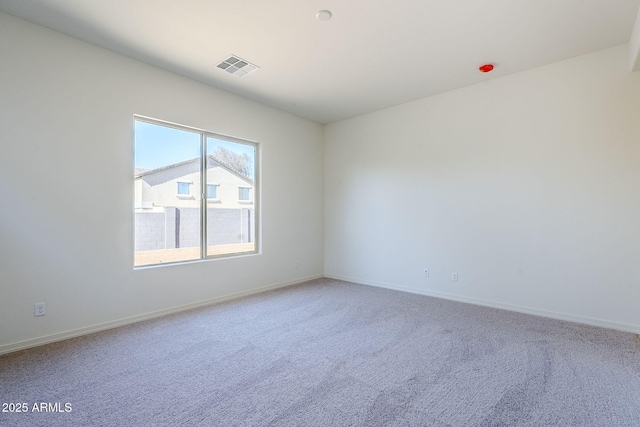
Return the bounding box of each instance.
[0,274,323,356]
[325,274,640,335]
[4,273,637,355]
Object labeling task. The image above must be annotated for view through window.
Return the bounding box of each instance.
[134,117,258,267]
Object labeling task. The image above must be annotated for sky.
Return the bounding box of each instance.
[134,120,255,171]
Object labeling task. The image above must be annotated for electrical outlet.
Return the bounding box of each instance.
[34,302,46,317]
[451,272,459,282]
[423,269,430,277]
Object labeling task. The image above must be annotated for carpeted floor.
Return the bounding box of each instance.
[1,278,639,426]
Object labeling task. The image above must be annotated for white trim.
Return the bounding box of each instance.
[0,275,323,356]
[630,5,640,71]
[324,274,640,334]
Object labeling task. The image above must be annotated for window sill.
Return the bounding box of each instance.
[176,194,194,199]
[207,199,221,203]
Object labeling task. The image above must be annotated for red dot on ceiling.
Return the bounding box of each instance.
[479,64,494,73]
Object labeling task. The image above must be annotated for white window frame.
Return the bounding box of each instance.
[176,180,193,199]
[134,115,260,267]
[238,186,252,203]
[206,183,220,202]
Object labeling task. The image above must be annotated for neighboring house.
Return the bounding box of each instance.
[134,156,254,211]
[134,156,255,251]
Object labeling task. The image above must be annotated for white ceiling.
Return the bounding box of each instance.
[1,0,639,124]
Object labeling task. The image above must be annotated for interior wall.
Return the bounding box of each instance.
[324,45,640,332]
[0,12,324,352]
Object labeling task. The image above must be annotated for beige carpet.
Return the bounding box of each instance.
[1,278,639,426]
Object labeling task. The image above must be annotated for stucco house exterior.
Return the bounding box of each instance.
[134,156,255,254]
[135,156,254,211]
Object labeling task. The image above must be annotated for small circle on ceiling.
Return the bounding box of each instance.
[316,10,332,21]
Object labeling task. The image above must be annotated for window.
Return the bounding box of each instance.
[238,187,251,202]
[207,184,218,199]
[134,117,258,267]
[177,182,191,195]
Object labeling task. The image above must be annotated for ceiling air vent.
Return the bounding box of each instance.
[216,55,259,77]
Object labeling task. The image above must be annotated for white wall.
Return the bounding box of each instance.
[2,11,639,355]
[0,12,324,352]
[325,45,640,332]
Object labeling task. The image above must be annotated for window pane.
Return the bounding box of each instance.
[206,137,257,257]
[207,184,217,199]
[239,187,250,201]
[177,182,190,195]
[134,120,201,266]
